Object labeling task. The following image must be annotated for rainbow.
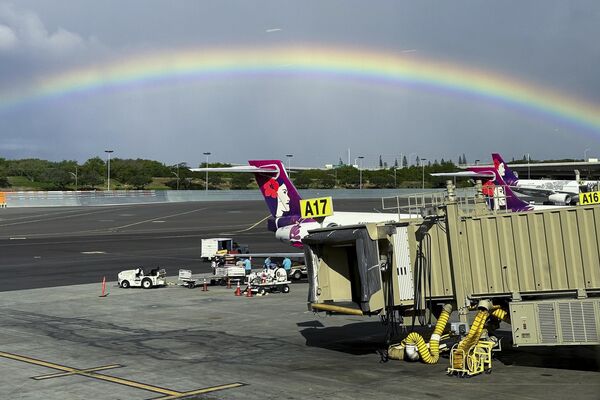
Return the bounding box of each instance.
[1,46,599,133]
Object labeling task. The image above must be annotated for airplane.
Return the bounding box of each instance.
[468,153,595,205]
[432,159,568,212]
[192,160,417,248]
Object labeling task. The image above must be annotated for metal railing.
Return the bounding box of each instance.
[382,185,516,219]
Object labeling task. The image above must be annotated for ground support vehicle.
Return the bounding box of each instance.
[289,264,307,281]
[201,238,248,261]
[210,265,246,286]
[178,269,197,289]
[245,267,291,295]
[178,268,245,288]
[118,267,166,289]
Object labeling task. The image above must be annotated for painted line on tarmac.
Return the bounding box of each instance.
[0,351,244,398]
[112,208,208,230]
[32,364,124,380]
[155,382,246,399]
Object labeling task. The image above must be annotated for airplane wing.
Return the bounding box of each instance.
[509,186,556,197]
[430,171,495,179]
[190,165,278,174]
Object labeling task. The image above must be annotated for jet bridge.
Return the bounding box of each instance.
[304,182,600,347]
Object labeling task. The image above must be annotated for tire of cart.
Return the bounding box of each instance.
[142,278,152,289]
[292,270,302,280]
[120,280,130,289]
[281,284,290,294]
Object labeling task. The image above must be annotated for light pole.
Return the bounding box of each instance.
[104,150,113,191]
[69,166,78,191]
[584,148,591,162]
[357,156,364,189]
[526,153,531,179]
[421,158,427,190]
[203,152,211,191]
[286,154,293,172]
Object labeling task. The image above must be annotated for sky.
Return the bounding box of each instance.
[0,1,599,168]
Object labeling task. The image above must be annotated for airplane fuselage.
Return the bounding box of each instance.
[274,211,417,247]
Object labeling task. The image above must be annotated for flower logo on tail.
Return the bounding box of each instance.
[263,179,279,198]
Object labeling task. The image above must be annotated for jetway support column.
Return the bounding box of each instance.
[443,180,470,323]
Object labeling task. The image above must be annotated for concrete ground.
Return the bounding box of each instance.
[1,201,599,399]
[1,279,599,400]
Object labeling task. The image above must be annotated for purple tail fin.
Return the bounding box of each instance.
[491,153,519,186]
[248,160,302,220]
[490,165,533,212]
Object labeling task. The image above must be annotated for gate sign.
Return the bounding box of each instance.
[579,191,600,205]
[300,196,334,219]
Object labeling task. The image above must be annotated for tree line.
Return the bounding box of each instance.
[0,157,463,190]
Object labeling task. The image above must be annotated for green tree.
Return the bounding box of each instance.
[7,158,52,181]
[116,162,152,189]
[230,173,252,189]
[335,166,359,188]
[79,157,105,188]
[0,160,9,188]
[39,168,72,190]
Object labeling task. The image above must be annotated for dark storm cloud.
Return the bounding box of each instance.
[1,0,600,167]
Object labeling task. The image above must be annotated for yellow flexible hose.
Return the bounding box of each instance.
[490,308,510,324]
[452,309,489,369]
[399,304,453,364]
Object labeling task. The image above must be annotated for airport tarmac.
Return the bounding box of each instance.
[1,279,599,400]
[1,200,599,399]
[0,199,389,291]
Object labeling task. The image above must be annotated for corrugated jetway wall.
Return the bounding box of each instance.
[305,202,600,310]
[438,203,600,302]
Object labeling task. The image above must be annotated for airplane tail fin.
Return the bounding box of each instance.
[248,160,302,219]
[490,167,533,212]
[491,153,519,186]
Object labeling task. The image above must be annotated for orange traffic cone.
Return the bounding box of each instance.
[234,282,241,296]
[99,276,108,297]
[202,278,208,292]
[246,283,253,297]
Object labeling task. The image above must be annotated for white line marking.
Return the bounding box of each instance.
[112,208,208,230]
[81,251,106,254]
[9,237,27,240]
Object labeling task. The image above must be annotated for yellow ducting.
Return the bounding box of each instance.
[490,307,510,324]
[390,304,453,364]
[451,309,489,369]
[310,303,364,316]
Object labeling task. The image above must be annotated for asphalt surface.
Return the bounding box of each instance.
[0,200,599,400]
[0,199,385,291]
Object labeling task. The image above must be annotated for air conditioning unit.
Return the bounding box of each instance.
[510,299,600,346]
